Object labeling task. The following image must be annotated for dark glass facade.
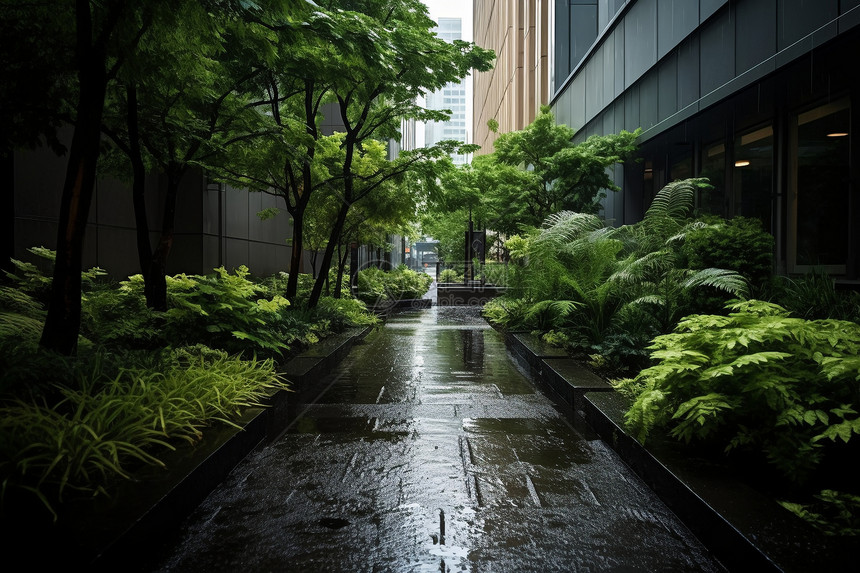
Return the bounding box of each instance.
[551,0,860,278]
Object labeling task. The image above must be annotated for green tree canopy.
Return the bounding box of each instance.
[425,107,639,261]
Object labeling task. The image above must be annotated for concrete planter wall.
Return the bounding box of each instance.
[436,283,506,306]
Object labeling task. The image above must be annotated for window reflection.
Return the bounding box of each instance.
[733,125,773,231]
[699,142,726,216]
[670,153,692,181]
[793,100,850,268]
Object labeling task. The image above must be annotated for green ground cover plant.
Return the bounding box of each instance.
[6,248,378,361]
[0,344,287,520]
[439,268,463,283]
[355,265,432,305]
[1,249,379,522]
[614,300,860,534]
[769,268,860,323]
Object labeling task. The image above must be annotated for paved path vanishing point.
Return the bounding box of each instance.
[149,306,726,572]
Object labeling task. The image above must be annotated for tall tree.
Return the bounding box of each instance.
[211,0,493,307]
[39,0,139,354]
[208,3,341,302]
[305,0,494,307]
[101,2,276,309]
[307,136,423,297]
[488,106,640,229]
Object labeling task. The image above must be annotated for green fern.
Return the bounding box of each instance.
[622,300,860,483]
[780,490,860,536]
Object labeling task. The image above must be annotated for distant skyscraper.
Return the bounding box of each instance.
[424,17,470,165]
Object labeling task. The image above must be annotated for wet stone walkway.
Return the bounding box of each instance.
[151,307,725,572]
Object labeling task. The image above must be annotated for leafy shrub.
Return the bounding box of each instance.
[85,268,341,359]
[480,261,509,286]
[6,251,377,362]
[482,296,531,330]
[439,268,463,283]
[256,271,316,300]
[682,216,774,286]
[5,247,107,304]
[619,300,860,484]
[487,180,749,375]
[780,489,860,536]
[81,280,163,349]
[0,345,288,519]
[161,266,295,356]
[355,265,432,304]
[313,297,379,330]
[770,269,860,323]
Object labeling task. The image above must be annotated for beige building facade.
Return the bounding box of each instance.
[473,0,551,154]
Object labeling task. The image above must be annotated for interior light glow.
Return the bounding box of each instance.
[826,132,849,137]
[734,160,750,167]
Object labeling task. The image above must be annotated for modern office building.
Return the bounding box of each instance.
[425,18,472,165]
[10,127,292,280]
[474,0,859,280]
[473,1,551,154]
[8,103,404,281]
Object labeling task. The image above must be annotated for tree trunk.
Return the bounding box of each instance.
[144,168,183,311]
[285,203,305,302]
[334,244,349,298]
[40,2,111,355]
[308,201,349,308]
[1,152,13,277]
[127,83,153,280]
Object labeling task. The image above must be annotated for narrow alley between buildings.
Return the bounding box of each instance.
[149,306,725,572]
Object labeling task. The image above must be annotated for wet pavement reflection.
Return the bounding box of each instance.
[152,307,725,572]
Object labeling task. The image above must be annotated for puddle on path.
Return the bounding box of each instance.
[149,307,725,572]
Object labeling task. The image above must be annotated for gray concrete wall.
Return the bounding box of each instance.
[12,132,293,280]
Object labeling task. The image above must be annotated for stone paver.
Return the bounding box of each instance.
[149,307,725,572]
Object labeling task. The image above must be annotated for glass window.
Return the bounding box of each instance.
[732,125,773,230]
[790,99,850,270]
[670,153,692,181]
[699,141,726,216]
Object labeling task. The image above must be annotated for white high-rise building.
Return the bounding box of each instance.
[424,17,472,165]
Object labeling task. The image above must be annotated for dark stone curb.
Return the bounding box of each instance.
[496,326,855,573]
[436,284,506,306]
[5,326,373,571]
[368,298,432,315]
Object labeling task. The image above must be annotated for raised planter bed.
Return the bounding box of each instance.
[436,283,506,306]
[2,325,372,571]
[368,298,431,315]
[495,323,857,573]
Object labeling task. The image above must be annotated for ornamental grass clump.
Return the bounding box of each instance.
[0,345,288,520]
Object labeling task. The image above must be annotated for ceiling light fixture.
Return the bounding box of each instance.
[734,160,750,167]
